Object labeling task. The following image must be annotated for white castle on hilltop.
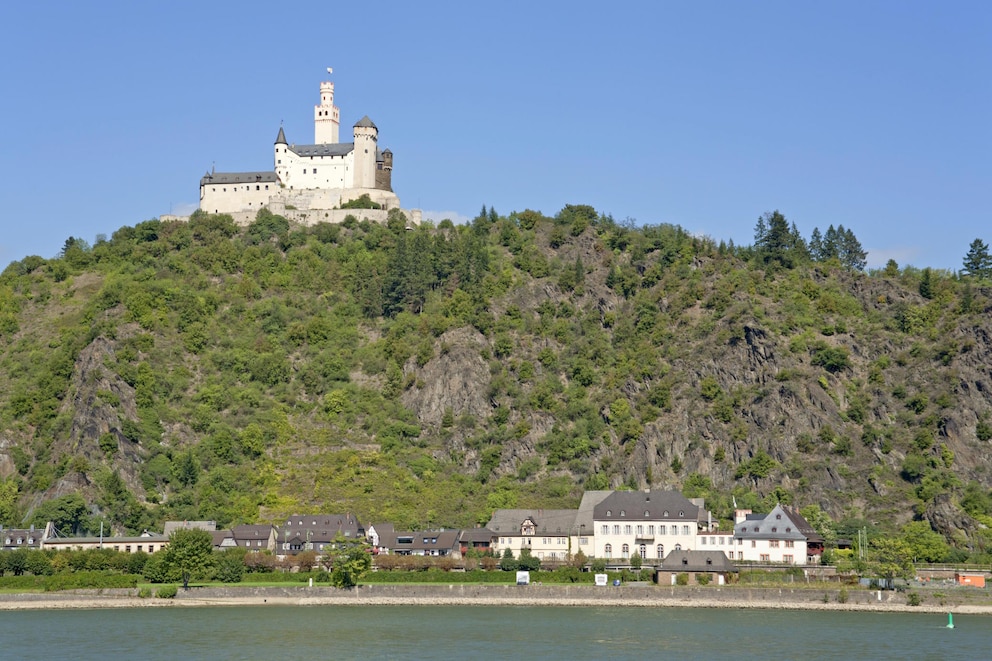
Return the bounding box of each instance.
[193,68,419,226]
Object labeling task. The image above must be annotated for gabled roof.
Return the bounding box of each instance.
[734,504,821,542]
[593,491,699,522]
[379,529,459,552]
[231,524,275,542]
[660,550,735,573]
[485,509,578,535]
[458,528,496,544]
[164,521,217,536]
[278,514,364,544]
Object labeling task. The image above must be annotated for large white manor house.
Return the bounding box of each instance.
[195,69,419,226]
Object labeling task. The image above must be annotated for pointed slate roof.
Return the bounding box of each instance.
[275,126,287,144]
[354,115,377,129]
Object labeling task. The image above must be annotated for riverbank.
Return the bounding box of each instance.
[3,584,992,614]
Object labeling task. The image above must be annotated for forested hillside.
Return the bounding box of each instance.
[1,206,991,559]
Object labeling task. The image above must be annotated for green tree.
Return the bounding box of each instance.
[330,542,372,588]
[962,238,992,279]
[869,537,914,584]
[31,493,89,534]
[214,548,246,583]
[499,548,518,572]
[165,528,214,590]
[899,521,949,563]
[919,267,934,299]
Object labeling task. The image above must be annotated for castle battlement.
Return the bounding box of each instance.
[196,69,418,227]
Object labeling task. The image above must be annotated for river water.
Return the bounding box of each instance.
[1,605,984,659]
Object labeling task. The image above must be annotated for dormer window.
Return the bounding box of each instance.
[620,510,626,517]
[644,511,650,517]
[786,527,792,532]
[606,510,612,517]
[772,527,777,533]
[776,514,782,520]
[664,511,669,517]
[679,511,684,517]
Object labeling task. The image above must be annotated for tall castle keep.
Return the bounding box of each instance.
[196,70,419,226]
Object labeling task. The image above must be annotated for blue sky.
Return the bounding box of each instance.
[1,1,989,271]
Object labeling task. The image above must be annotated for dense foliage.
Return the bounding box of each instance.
[1,205,992,560]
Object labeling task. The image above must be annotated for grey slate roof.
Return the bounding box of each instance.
[279,514,364,543]
[733,504,821,542]
[288,142,354,157]
[379,529,459,554]
[659,549,735,573]
[354,115,377,129]
[575,491,613,533]
[275,126,287,144]
[163,520,217,536]
[200,171,279,186]
[485,509,578,536]
[593,491,699,522]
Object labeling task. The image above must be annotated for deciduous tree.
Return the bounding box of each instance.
[165,528,214,590]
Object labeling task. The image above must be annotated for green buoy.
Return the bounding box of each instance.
[947,613,954,629]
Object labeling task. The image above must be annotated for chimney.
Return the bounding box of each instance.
[734,509,752,525]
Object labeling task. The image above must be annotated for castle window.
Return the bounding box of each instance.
[256,185,260,190]
[313,168,317,174]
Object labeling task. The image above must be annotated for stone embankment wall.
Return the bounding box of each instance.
[174,583,986,610]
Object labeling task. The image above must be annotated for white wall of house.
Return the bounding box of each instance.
[731,537,809,564]
[592,520,698,562]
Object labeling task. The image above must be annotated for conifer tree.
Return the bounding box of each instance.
[962,238,992,279]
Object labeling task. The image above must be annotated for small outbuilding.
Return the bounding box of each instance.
[656,550,735,585]
[955,572,986,588]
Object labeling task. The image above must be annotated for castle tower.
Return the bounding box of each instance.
[314,75,340,144]
[352,116,378,189]
[274,126,288,181]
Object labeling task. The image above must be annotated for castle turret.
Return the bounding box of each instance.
[274,126,288,181]
[352,116,378,189]
[314,78,340,144]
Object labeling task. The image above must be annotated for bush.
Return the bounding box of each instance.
[138,587,152,598]
[156,585,178,599]
[837,587,849,603]
[696,573,711,586]
[906,591,922,606]
[676,572,689,586]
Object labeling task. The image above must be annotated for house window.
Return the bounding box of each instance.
[659,525,667,535]
[657,544,664,558]
[776,514,782,519]
[639,544,646,558]
[770,540,779,548]
[648,525,655,535]
[644,510,650,517]
[760,554,770,562]
[624,525,632,535]
[125,545,131,553]
[620,510,626,517]
[606,510,612,517]
[601,525,608,535]
[613,525,620,535]
[621,544,630,559]
[674,544,682,551]
[738,552,743,560]
[738,539,743,545]
[785,540,795,548]
[636,525,643,535]
[751,541,756,548]
[784,555,794,563]
[701,537,707,545]
[148,545,155,553]
[137,545,143,552]
[682,525,691,535]
[604,544,612,558]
